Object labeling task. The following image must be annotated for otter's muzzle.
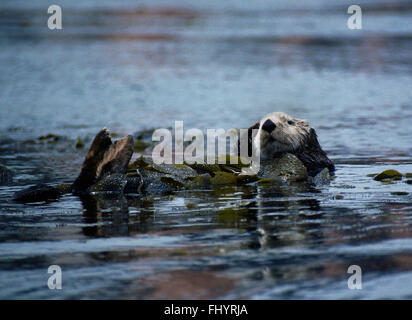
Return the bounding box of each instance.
[262,119,276,133]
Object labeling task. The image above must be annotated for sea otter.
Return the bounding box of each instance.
[240,112,335,177]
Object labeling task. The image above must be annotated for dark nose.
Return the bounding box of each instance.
[262,119,276,133]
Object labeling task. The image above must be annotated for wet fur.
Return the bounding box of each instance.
[239,112,335,177]
[72,128,134,193]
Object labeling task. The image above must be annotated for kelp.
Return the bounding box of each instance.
[125,153,309,193]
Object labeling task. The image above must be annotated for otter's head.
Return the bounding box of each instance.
[251,112,335,176]
[254,112,311,158]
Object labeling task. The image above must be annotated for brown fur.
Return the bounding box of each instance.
[72,129,134,193]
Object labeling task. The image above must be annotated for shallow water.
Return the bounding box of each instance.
[1,0,412,299]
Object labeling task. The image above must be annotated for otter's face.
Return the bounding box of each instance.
[254,112,311,158]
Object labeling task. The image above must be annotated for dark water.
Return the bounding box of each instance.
[1,0,412,299]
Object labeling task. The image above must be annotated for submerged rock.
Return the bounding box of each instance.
[391,191,409,196]
[131,127,161,152]
[55,183,73,194]
[210,171,238,185]
[89,173,128,193]
[259,153,308,182]
[0,164,13,184]
[139,169,181,193]
[133,140,151,152]
[75,137,84,149]
[309,168,332,184]
[130,156,198,181]
[127,155,257,191]
[185,173,212,189]
[38,133,59,140]
[124,153,316,192]
[257,177,282,185]
[13,184,63,203]
[127,156,198,193]
[38,133,60,143]
[124,176,144,194]
[373,169,402,181]
[125,153,310,191]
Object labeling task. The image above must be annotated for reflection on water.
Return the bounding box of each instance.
[1,0,412,299]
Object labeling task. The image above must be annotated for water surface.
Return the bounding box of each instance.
[0,0,412,299]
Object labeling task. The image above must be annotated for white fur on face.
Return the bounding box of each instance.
[254,112,311,159]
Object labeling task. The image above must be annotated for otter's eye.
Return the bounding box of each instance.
[287,120,294,125]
